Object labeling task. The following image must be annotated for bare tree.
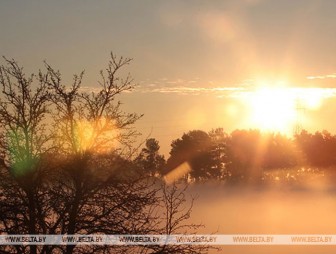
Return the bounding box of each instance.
[0,57,52,254]
[43,53,145,254]
[147,183,209,254]
[0,54,209,254]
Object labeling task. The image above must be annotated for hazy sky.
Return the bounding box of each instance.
[2,0,336,155]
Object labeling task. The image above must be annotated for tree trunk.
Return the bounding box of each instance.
[65,183,81,254]
[27,189,37,254]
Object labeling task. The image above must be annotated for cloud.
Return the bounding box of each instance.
[150,86,244,94]
[80,78,336,104]
[134,79,246,96]
[307,74,336,80]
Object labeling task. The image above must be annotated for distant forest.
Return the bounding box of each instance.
[141,128,336,184]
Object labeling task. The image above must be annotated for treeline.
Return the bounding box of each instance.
[137,129,336,182]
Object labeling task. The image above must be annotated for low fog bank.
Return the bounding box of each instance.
[185,181,336,254]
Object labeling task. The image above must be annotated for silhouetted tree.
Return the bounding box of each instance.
[0,57,52,254]
[208,128,229,180]
[146,183,209,254]
[226,130,263,183]
[225,130,300,183]
[166,130,219,182]
[295,130,336,167]
[44,52,144,254]
[135,138,166,177]
[262,133,297,169]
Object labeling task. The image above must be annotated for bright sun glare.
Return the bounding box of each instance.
[248,87,297,133]
[244,82,329,133]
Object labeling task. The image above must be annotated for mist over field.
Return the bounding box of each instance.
[186,180,336,253]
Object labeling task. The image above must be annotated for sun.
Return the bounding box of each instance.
[247,86,297,133]
[240,82,332,133]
